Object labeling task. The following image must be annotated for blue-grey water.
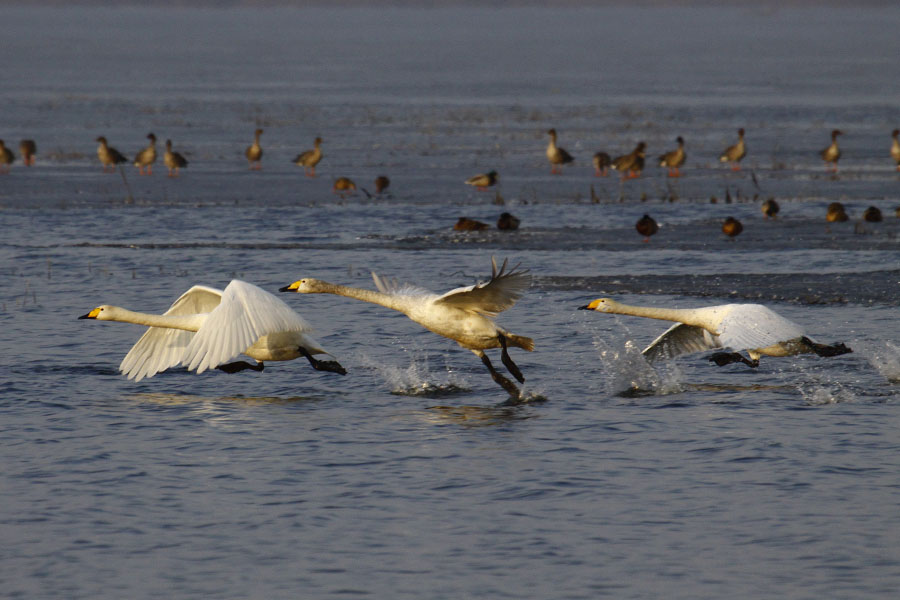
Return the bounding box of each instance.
[2,4,900,599]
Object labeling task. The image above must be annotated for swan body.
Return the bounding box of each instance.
[80,279,344,381]
[546,129,574,174]
[245,128,263,169]
[96,136,128,171]
[719,128,746,170]
[579,298,851,367]
[133,133,157,175]
[294,137,323,177]
[281,258,533,396]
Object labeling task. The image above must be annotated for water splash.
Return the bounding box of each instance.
[360,349,470,397]
[592,336,686,397]
[857,341,900,383]
[797,381,857,405]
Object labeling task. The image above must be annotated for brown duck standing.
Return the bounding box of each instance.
[820,129,842,172]
[761,198,780,219]
[658,136,685,177]
[826,202,849,223]
[465,170,498,190]
[891,129,900,171]
[497,212,520,230]
[294,136,323,177]
[0,140,14,173]
[612,142,646,180]
[719,128,746,170]
[164,139,188,177]
[18,139,36,166]
[592,151,611,177]
[96,136,128,172]
[635,214,658,242]
[133,133,157,175]
[245,128,263,170]
[546,129,574,174]
[722,216,743,238]
[374,175,390,194]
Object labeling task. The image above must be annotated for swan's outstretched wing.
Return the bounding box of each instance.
[433,257,531,317]
[642,323,720,362]
[183,280,313,374]
[717,304,805,351]
[119,285,223,381]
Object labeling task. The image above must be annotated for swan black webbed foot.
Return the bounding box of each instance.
[498,334,525,383]
[298,346,348,375]
[801,336,853,357]
[479,352,521,398]
[217,361,265,374]
[708,352,759,368]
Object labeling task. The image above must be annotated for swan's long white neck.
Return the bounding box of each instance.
[104,307,206,332]
[603,301,712,329]
[309,282,412,314]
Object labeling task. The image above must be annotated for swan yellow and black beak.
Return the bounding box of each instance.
[578,299,602,310]
[79,307,101,319]
[279,282,300,293]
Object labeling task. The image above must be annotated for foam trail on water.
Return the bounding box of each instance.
[359,348,469,397]
[592,336,685,397]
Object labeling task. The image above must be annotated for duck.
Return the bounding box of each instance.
[719,128,746,170]
[294,136,323,177]
[658,136,685,177]
[374,175,391,194]
[333,177,357,194]
[635,214,658,242]
[611,142,646,179]
[245,128,263,170]
[497,212,520,230]
[18,139,36,166]
[592,151,611,177]
[820,129,842,172]
[163,139,188,177]
[79,279,346,381]
[96,136,128,172]
[133,132,157,175]
[826,202,849,223]
[891,129,900,171]
[722,216,743,238]
[546,129,574,174]
[863,206,883,222]
[281,258,533,397]
[0,140,14,173]
[761,198,780,219]
[453,217,490,231]
[579,298,852,368]
[465,170,498,190]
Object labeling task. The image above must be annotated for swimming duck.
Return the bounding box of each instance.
[374,175,391,194]
[18,139,36,166]
[592,152,611,177]
[722,216,743,238]
[635,214,658,242]
[891,129,900,171]
[453,217,490,231]
[826,202,849,223]
[164,139,188,177]
[96,136,128,172]
[863,206,882,222]
[761,198,780,219]
[0,140,14,173]
[658,136,685,177]
[611,142,646,179]
[546,129,574,174]
[245,128,263,170]
[294,136,323,177]
[820,129,842,172]
[719,128,746,170]
[579,298,852,368]
[280,257,533,397]
[497,212,520,230]
[133,133,157,175]
[465,170,498,190]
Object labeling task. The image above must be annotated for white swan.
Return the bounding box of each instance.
[80,279,346,381]
[281,258,533,396]
[579,298,852,367]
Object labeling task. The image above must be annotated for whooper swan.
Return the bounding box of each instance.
[281,258,534,397]
[579,298,852,367]
[80,279,346,381]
